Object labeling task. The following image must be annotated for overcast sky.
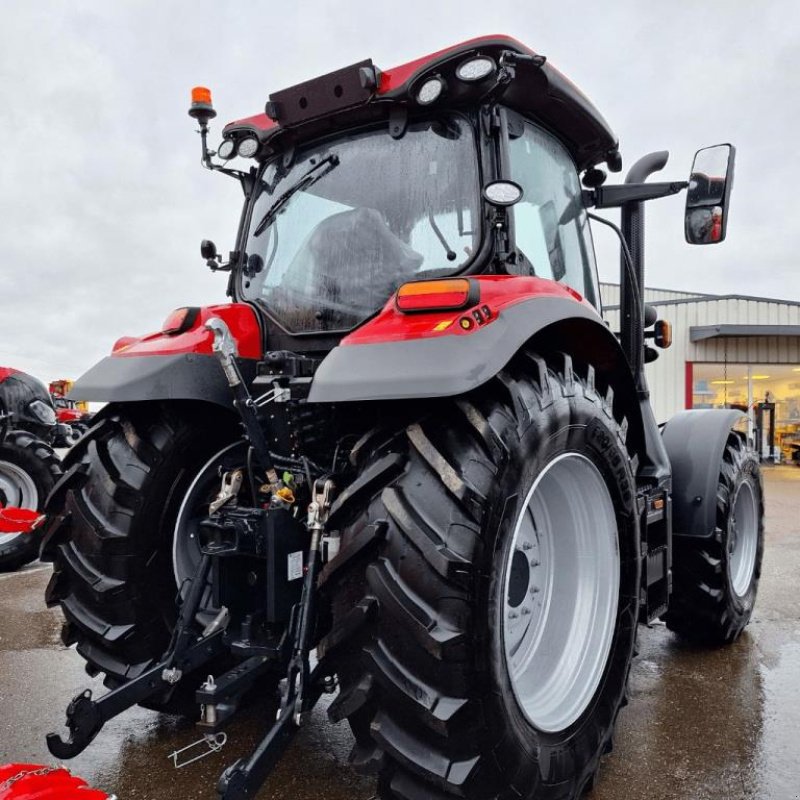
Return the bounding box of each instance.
[1,0,798,382]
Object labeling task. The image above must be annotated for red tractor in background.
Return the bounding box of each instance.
[0,367,61,570]
[39,36,762,800]
[49,379,94,446]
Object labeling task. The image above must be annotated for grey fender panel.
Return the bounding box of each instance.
[68,353,254,409]
[308,297,608,402]
[661,408,746,537]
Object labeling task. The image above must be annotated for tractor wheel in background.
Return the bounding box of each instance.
[665,430,764,644]
[67,425,84,445]
[0,430,61,572]
[42,401,241,713]
[321,352,641,800]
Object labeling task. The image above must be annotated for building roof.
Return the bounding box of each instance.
[601,284,800,311]
[690,324,800,342]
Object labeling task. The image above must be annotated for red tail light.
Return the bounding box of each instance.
[396,279,477,313]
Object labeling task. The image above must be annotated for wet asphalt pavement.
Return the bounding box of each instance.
[1,467,798,800]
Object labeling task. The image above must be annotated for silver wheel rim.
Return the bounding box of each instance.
[0,460,39,547]
[503,452,620,733]
[729,480,758,597]
[173,441,244,593]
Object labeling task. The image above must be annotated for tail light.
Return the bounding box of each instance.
[396,279,478,313]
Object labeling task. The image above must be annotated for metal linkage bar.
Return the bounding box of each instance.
[216,478,335,800]
[46,555,224,760]
[205,317,281,487]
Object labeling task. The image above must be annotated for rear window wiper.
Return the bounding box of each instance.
[253,154,340,237]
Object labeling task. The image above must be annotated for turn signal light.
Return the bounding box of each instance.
[396,279,477,313]
[162,307,199,335]
[654,320,672,349]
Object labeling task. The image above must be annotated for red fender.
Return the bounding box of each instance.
[110,303,261,359]
[0,765,111,799]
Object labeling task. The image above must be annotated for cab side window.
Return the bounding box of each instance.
[507,119,599,307]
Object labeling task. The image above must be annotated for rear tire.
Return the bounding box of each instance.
[0,430,61,572]
[665,430,764,644]
[321,352,640,800]
[42,402,240,710]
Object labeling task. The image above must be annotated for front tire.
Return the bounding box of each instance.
[0,430,61,571]
[322,353,640,800]
[665,430,764,644]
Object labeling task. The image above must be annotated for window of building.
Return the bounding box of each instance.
[691,362,800,462]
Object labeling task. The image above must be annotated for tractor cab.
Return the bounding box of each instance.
[193,37,619,344]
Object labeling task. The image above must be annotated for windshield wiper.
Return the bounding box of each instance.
[253,154,340,237]
[428,213,457,262]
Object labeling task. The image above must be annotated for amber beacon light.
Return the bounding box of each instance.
[189,86,216,122]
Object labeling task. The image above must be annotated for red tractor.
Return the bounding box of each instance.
[49,380,94,446]
[40,36,762,800]
[0,368,61,570]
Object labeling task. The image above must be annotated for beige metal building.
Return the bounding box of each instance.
[600,283,800,462]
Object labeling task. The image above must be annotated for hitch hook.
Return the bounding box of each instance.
[45,689,103,760]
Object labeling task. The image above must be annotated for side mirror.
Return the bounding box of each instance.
[685,144,735,245]
[200,239,218,260]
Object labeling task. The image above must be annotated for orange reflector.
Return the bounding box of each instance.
[162,307,198,335]
[654,320,672,349]
[396,279,476,313]
[191,86,212,105]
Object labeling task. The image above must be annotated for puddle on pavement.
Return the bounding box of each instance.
[2,472,799,799]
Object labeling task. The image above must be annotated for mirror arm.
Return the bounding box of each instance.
[619,151,668,398]
[590,181,688,208]
[207,258,232,273]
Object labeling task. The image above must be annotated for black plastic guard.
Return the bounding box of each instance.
[661,408,746,537]
[308,297,609,402]
[68,353,256,409]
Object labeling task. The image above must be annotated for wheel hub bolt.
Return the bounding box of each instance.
[508,610,519,619]
[522,542,533,551]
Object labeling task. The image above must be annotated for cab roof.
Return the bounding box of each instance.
[223,35,620,172]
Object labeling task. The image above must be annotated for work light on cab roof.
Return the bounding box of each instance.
[186,35,624,178]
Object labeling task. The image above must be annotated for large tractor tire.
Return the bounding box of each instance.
[42,401,240,708]
[0,430,61,572]
[665,430,764,644]
[321,352,641,800]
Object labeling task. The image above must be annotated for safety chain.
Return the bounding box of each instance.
[1,766,63,790]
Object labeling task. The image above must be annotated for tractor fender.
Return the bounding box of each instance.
[68,352,257,409]
[661,408,746,537]
[308,289,632,403]
[68,303,261,409]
